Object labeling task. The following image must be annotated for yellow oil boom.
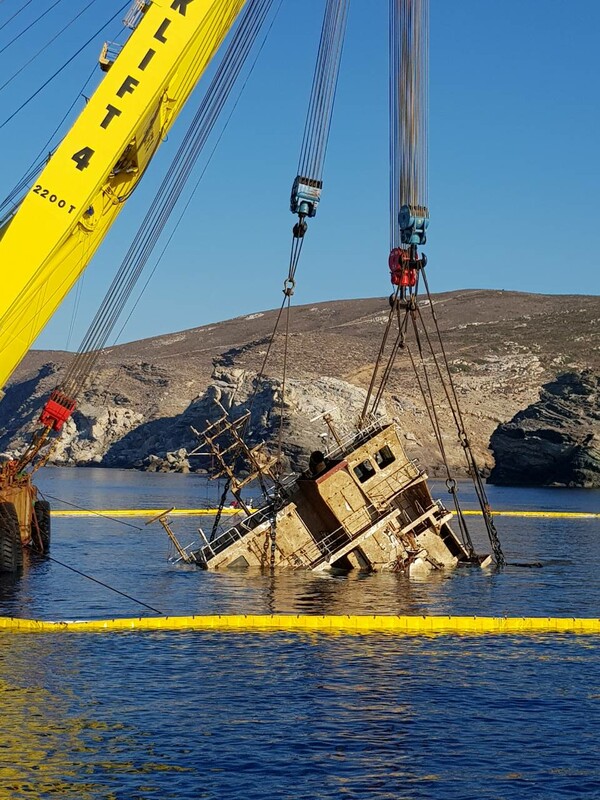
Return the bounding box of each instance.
[0,0,247,569]
[0,0,246,392]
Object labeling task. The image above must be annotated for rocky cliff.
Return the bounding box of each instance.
[1,290,599,482]
[489,371,600,487]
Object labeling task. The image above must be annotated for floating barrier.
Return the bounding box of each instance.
[51,508,600,519]
[0,614,599,635]
[464,510,600,519]
[51,508,252,518]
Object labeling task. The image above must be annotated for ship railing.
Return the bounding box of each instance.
[316,526,352,556]
[324,418,386,462]
[434,499,452,518]
[366,464,423,506]
[202,503,275,559]
[301,501,389,568]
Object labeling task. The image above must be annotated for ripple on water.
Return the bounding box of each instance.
[0,471,599,798]
[0,632,599,799]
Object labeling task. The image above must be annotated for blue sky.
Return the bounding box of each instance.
[0,0,598,352]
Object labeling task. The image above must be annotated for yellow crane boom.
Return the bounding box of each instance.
[0,0,246,392]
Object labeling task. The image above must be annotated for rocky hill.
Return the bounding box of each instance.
[489,371,600,487]
[1,290,599,483]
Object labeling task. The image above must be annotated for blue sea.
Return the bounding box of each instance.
[0,468,599,799]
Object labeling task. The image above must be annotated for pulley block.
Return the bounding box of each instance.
[399,203,429,245]
[290,175,322,218]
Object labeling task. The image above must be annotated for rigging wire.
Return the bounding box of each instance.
[42,493,142,531]
[390,0,428,248]
[58,0,276,402]
[297,0,349,184]
[0,0,129,131]
[0,0,102,95]
[110,0,285,349]
[202,0,350,522]
[0,63,97,220]
[0,0,33,34]
[249,0,349,453]
[361,0,504,565]
[0,0,239,382]
[46,555,162,614]
[418,270,505,565]
[0,0,65,56]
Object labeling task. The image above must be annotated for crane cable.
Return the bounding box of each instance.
[418,269,505,565]
[13,0,277,477]
[204,0,349,534]
[0,0,65,57]
[359,283,476,557]
[0,0,97,94]
[0,0,128,131]
[248,0,349,468]
[0,3,121,221]
[57,0,277,403]
[0,63,97,222]
[362,0,427,424]
[362,0,504,565]
[0,0,34,34]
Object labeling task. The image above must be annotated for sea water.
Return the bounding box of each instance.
[0,468,598,799]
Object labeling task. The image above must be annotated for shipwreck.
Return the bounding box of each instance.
[155,406,490,575]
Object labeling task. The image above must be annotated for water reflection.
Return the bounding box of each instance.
[2,631,596,799]
[0,634,200,798]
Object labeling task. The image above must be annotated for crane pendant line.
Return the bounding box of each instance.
[203,0,350,533]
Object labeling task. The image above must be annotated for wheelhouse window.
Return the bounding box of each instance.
[354,459,376,483]
[375,445,395,469]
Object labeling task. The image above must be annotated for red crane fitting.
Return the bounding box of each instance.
[39,390,76,432]
[388,247,417,288]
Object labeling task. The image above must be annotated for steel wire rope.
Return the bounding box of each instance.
[0,0,103,96]
[65,0,344,403]
[108,0,285,526]
[249,0,348,430]
[308,2,346,180]
[45,555,162,614]
[418,269,505,564]
[363,0,429,421]
[276,290,292,465]
[389,0,428,244]
[64,229,94,352]
[0,0,32,34]
[1,55,96,350]
[360,288,402,425]
[297,0,348,182]
[42,493,142,530]
[385,1,495,561]
[0,0,129,130]
[0,0,64,56]
[3,212,95,398]
[58,1,274,401]
[220,0,349,516]
[0,157,47,220]
[109,0,284,349]
[405,306,476,555]
[409,306,486,556]
[0,62,97,219]
[368,297,411,417]
[70,0,253,360]
[59,0,274,400]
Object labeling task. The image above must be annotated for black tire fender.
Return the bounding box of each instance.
[0,501,23,573]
